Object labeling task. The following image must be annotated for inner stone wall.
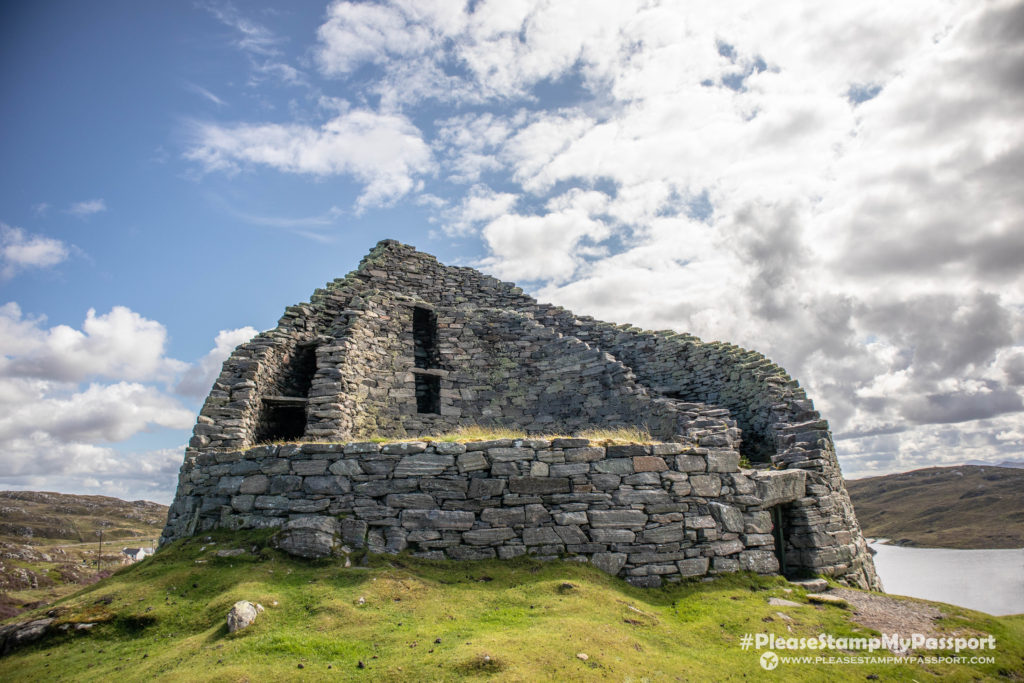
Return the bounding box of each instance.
[162,437,821,587]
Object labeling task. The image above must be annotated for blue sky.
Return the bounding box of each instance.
[2,1,1022,502]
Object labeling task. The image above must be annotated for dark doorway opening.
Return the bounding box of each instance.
[770,504,790,576]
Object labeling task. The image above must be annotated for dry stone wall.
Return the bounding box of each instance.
[162,436,819,587]
[167,239,881,590]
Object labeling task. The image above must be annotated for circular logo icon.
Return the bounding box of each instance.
[760,651,779,671]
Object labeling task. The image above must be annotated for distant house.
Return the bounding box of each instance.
[121,547,151,564]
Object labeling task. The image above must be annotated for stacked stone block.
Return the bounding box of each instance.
[163,437,804,587]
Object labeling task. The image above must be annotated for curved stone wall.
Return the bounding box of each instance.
[162,437,807,587]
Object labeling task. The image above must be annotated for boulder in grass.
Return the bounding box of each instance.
[226,601,264,633]
[807,593,848,608]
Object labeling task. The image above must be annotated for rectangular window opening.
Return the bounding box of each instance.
[261,404,307,441]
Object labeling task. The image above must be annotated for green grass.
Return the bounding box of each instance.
[265,424,658,448]
[2,528,1022,681]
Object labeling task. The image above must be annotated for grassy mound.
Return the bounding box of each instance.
[1,529,1022,681]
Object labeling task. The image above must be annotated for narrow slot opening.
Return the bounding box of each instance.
[416,374,440,414]
[413,307,438,369]
[413,306,441,414]
[281,344,317,396]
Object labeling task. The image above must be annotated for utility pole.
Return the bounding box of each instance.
[97,529,103,570]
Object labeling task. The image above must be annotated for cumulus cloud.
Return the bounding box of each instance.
[440,185,518,236]
[0,303,259,498]
[0,380,193,446]
[0,303,187,383]
[316,1,441,75]
[175,326,257,397]
[186,109,435,210]
[0,224,70,278]
[399,0,1024,475]
[479,189,612,283]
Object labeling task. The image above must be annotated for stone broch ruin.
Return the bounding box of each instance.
[162,240,881,590]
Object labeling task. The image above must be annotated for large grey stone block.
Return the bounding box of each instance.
[462,528,516,545]
[304,475,351,495]
[328,459,364,476]
[292,460,328,476]
[591,552,627,575]
[468,478,506,498]
[677,557,710,577]
[394,454,454,477]
[588,510,647,528]
[509,477,571,494]
[402,509,475,530]
[689,474,722,497]
[709,502,745,533]
[753,469,807,507]
[481,506,525,526]
[523,527,561,545]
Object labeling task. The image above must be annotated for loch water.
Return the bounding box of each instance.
[867,541,1024,616]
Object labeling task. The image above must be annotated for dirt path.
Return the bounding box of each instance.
[827,587,945,638]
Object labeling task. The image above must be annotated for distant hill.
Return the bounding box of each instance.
[0,491,167,618]
[963,459,1024,469]
[847,466,1024,549]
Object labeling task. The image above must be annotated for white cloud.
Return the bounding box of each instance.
[201,1,307,87]
[67,199,106,217]
[202,1,282,56]
[0,380,193,446]
[316,1,440,75]
[0,224,70,278]
[440,185,518,236]
[0,446,183,504]
[175,326,257,398]
[0,304,256,499]
[185,82,227,107]
[372,0,1022,476]
[0,303,187,383]
[478,189,613,283]
[186,108,435,210]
